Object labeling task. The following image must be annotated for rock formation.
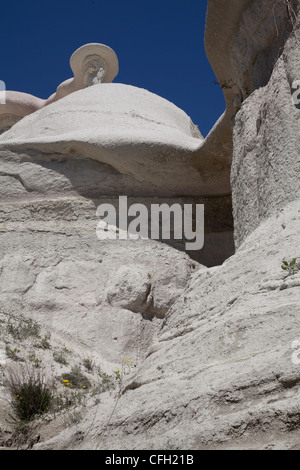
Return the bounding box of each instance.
[0,43,119,133]
[0,0,300,451]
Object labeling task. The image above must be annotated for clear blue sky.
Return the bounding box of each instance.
[0,0,225,137]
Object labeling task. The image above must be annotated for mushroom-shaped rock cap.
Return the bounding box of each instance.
[70,43,119,83]
[0,83,234,196]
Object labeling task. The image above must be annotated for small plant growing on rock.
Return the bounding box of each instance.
[92,368,114,396]
[96,357,136,448]
[5,365,53,423]
[28,351,43,368]
[281,258,298,276]
[5,346,23,362]
[34,333,51,350]
[53,348,69,365]
[82,357,94,372]
[113,357,136,391]
[6,315,40,341]
[59,365,91,390]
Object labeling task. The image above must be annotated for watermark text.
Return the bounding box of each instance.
[96,196,204,251]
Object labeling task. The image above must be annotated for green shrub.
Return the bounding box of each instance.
[53,349,69,365]
[6,316,40,341]
[34,333,51,350]
[281,258,298,276]
[5,346,23,362]
[82,358,94,371]
[60,365,91,389]
[5,366,53,423]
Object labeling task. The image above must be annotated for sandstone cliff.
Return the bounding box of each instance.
[0,0,299,450]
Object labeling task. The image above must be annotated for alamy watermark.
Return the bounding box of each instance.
[0,80,6,104]
[291,340,300,365]
[292,80,300,106]
[95,196,204,251]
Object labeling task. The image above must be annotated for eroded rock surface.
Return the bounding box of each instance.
[0,0,300,451]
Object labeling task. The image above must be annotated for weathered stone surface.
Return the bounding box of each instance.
[0,195,199,367]
[104,266,153,315]
[231,3,300,247]
[0,43,119,133]
[0,83,212,197]
[0,0,300,451]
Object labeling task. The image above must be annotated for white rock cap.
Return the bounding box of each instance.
[70,43,119,84]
